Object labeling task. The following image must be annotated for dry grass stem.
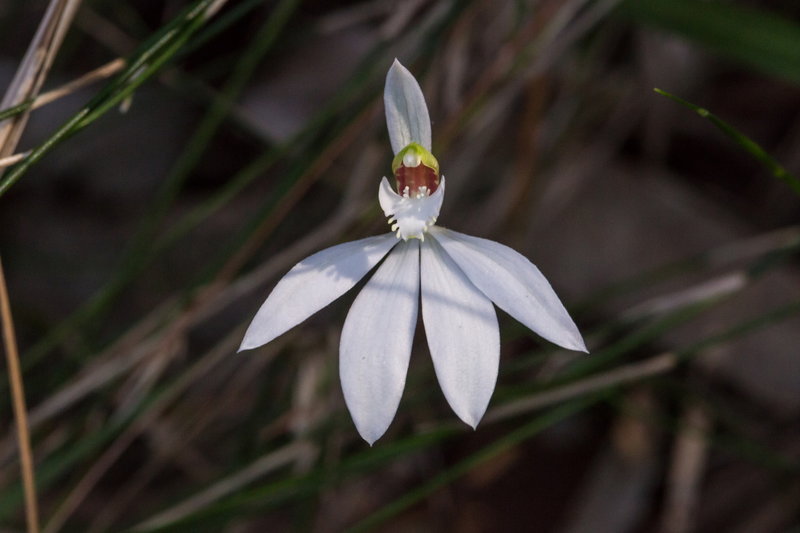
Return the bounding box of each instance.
[484,353,677,424]
[41,324,256,533]
[133,442,315,531]
[0,0,82,159]
[0,152,30,169]
[0,258,40,533]
[0,58,124,170]
[215,103,380,283]
[623,272,747,320]
[33,58,126,109]
[659,403,712,533]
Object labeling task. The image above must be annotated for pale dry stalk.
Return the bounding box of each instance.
[0,0,82,160]
[0,2,84,529]
[0,258,40,533]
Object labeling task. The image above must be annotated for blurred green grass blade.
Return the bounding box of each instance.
[135,427,461,532]
[91,0,301,312]
[0,100,31,121]
[348,397,599,532]
[557,297,721,382]
[660,385,800,475]
[178,0,266,58]
[676,298,800,363]
[13,295,798,527]
[147,292,800,529]
[136,398,598,532]
[0,412,130,520]
[13,0,300,369]
[619,0,800,84]
[654,88,800,197]
[558,237,799,382]
[0,0,221,197]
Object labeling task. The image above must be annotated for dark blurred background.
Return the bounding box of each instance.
[1,0,799,531]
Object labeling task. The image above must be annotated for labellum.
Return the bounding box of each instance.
[392,142,440,196]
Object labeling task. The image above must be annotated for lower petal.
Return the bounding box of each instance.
[240,234,398,351]
[339,240,420,444]
[421,237,499,428]
[430,227,587,352]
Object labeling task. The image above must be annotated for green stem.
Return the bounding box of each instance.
[654,88,800,197]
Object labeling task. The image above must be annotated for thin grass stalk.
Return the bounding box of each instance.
[0,0,82,159]
[0,152,29,169]
[40,324,262,533]
[0,0,228,197]
[349,396,600,532]
[6,0,295,370]
[0,258,39,533]
[654,88,800,196]
[0,58,125,123]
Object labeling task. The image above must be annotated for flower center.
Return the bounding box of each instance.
[391,142,440,196]
[395,162,439,196]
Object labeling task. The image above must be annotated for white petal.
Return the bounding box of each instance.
[340,240,420,445]
[430,227,587,352]
[239,234,398,351]
[378,176,445,240]
[384,59,432,154]
[421,237,499,428]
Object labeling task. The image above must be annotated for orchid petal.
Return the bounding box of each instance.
[421,237,499,428]
[384,59,432,154]
[340,240,420,445]
[239,234,398,351]
[430,227,587,352]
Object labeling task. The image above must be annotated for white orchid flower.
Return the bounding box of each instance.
[240,59,587,445]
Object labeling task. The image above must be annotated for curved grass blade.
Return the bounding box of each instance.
[655,88,800,198]
[0,101,33,122]
[348,397,599,532]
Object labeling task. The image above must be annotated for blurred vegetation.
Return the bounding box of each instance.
[1,0,799,531]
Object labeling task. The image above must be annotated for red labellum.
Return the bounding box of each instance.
[395,164,440,196]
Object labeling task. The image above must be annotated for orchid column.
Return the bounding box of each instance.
[240,59,587,445]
